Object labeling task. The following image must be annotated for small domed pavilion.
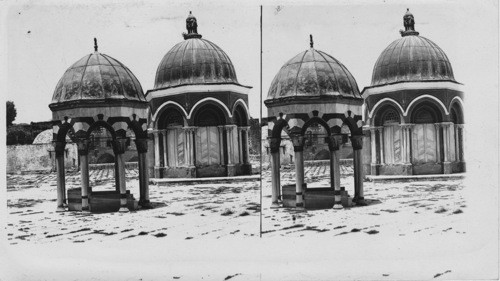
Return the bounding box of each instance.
[362,9,465,176]
[264,35,366,209]
[146,12,252,178]
[49,39,151,213]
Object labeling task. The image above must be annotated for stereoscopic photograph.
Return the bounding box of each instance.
[1,0,498,280]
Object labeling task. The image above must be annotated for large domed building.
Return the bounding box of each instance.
[264,36,367,209]
[362,9,465,176]
[146,12,252,178]
[49,39,151,212]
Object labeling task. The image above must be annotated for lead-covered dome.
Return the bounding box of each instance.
[153,12,238,89]
[267,36,361,100]
[371,9,456,86]
[51,41,145,105]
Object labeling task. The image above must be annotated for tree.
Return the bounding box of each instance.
[6,101,17,127]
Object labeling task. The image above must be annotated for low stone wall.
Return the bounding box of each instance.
[6,143,78,174]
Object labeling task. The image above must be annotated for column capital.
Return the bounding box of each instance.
[327,135,343,151]
[76,139,90,156]
[238,126,251,132]
[350,134,364,150]
[53,141,66,157]
[456,124,465,129]
[401,123,414,131]
[134,138,149,153]
[268,137,281,154]
[290,134,305,152]
[112,138,128,155]
[440,122,454,128]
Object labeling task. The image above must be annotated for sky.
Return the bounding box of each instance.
[3,1,260,123]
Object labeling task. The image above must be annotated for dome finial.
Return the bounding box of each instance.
[400,8,419,37]
[183,11,202,40]
[94,38,98,52]
[310,34,314,48]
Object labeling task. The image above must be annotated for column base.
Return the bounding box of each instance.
[139,200,153,209]
[270,202,280,209]
[226,164,237,176]
[56,206,66,212]
[154,167,162,178]
[353,196,367,206]
[370,164,380,175]
[402,163,413,175]
[118,207,130,213]
[442,162,452,174]
[332,204,343,210]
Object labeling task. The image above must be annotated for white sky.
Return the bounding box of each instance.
[4,1,260,123]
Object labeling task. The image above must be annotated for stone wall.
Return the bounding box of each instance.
[6,143,78,173]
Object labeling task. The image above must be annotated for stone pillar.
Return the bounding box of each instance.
[291,135,305,210]
[162,130,168,167]
[217,126,225,164]
[377,127,385,165]
[153,131,160,177]
[369,127,378,175]
[269,137,281,208]
[328,135,343,209]
[457,124,464,162]
[226,125,238,176]
[188,127,197,167]
[243,127,250,164]
[441,122,453,174]
[135,138,152,209]
[77,139,90,212]
[434,123,442,163]
[237,127,244,164]
[401,124,413,175]
[54,141,66,212]
[351,134,366,206]
[113,138,129,212]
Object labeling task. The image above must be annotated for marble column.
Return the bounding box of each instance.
[441,122,453,174]
[351,134,366,206]
[401,124,414,175]
[269,137,280,208]
[329,135,343,209]
[218,126,225,165]
[434,123,442,163]
[77,139,90,212]
[113,138,129,212]
[369,127,378,175]
[152,130,160,178]
[54,141,66,212]
[291,135,305,210]
[237,127,244,164]
[162,130,168,167]
[243,127,250,164]
[377,127,385,165]
[135,138,151,209]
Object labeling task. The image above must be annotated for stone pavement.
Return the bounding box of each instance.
[261,163,467,237]
[6,166,260,244]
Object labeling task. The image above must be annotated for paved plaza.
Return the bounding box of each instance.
[6,166,260,244]
[262,163,468,238]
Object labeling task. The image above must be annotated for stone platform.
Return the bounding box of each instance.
[366,173,465,183]
[150,175,261,186]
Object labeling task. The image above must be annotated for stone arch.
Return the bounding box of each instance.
[86,120,117,140]
[368,98,405,120]
[189,98,232,122]
[301,117,332,136]
[410,101,444,124]
[406,95,448,119]
[232,99,250,121]
[193,103,227,127]
[374,104,403,126]
[96,153,115,164]
[157,106,187,129]
[449,99,464,124]
[233,104,248,126]
[153,101,188,129]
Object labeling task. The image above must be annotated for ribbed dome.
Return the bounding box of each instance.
[371,10,455,86]
[51,52,145,104]
[267,48,361,100]
[154,38,238,89]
